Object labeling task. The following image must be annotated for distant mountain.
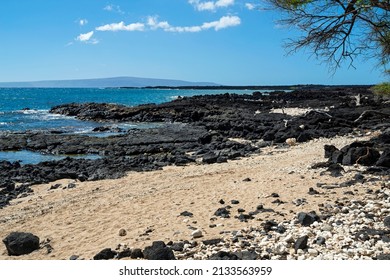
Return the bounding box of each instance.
[0,76,219,88]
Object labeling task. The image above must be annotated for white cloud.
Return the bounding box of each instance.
[245,3,255,10]
[77,31,94,42]
[147,16,170,30]
[201,15,241,31]
[147,15,240,33]
[103,4,124,14]
[76,31,99,44]
[96,21,145,32]
[79,19,88,26]
[189,0,235,11]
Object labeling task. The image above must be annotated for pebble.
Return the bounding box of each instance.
[119,229,127,237]
[140,183,390,260]
[191,230,203,238]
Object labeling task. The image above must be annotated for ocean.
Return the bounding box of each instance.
[0,87,256,163]
[0,88,255,133]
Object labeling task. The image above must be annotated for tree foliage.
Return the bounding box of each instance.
[266,0,390,72]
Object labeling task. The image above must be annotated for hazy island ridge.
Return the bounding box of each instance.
[0,76,374,89]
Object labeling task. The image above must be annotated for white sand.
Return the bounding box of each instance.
[0,134,383,260]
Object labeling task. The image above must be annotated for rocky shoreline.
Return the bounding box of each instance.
[1,88,389,198]
[1,87,390,260]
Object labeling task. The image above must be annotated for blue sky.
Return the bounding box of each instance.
[0,0,385,85]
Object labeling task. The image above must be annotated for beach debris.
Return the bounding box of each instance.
[242,177,251,182]
[3,232,40,256]
[143,241,176,260]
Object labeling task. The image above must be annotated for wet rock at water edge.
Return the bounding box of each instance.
[3,232,40,256]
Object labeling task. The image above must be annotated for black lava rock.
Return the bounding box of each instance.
[202,239,223,246]
[130,248,144,259]
[376,254,390,260]
[308,187,320,195]
[383,216,390,228]
[315,236,326,245]
[117,249,132,259]
[93,248,117,260]
[294,235,309,253]
[297,212,320,227]
[208,251,240,260]
[263,220,278,232]
[143,241,176,260]
[214,207,230,218]
[376,149,390,167]
[170,242,185,252]
[3,232,40,256]
[234,250,258,260]
[180,211,193,217]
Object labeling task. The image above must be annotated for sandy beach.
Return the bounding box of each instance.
[2,133,387,260]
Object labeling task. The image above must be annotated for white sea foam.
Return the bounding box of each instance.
[18,109,49,115]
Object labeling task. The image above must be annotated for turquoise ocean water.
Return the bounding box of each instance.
[1,88,259,163]
[0,88,254,133]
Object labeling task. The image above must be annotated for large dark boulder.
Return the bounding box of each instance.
[93,248,117,260]
[3,232,40,256]
[342,146,380,166]
[143,241,176,260]
[376,150,390,168]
